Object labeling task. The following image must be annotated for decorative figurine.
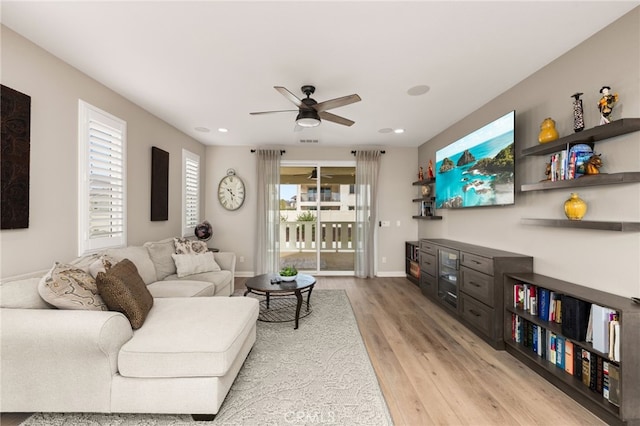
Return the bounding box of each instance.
[427,160,435,179]
[418,166,424,181]
[571,92,585,132]
[584,154,603,175]
[598,86,618,124]
[538,117,559,144]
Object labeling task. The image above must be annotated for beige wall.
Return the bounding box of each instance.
[418,8,640,297]
[205,146,418,276]
[0,26,206,278]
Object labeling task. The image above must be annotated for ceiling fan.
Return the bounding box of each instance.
[250,85,361,128]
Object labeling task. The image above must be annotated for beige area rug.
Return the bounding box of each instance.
[22,290,393,425]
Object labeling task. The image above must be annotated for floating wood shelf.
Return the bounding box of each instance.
[412,178,435,186]
[522,218,640,231]
[520,118,640,157]
[520,172,640,192]
[412,215,443,220]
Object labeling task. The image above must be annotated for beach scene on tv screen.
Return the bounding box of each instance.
[435,111,515,208]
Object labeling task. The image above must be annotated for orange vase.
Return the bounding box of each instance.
[564,193,587,220]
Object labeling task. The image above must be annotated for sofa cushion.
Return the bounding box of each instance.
[105,246,157,285]
[172,252,221,278]
[0,277,54,309]
[164,269,231,289]
[38,263,108,311]
[146,280,215,298]
[96,259,154,330]
[143,238,176,281]
[118,297,259,378]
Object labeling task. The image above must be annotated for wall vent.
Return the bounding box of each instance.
[298,139,319,144]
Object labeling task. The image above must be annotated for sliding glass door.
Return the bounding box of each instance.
[279,163,355,275]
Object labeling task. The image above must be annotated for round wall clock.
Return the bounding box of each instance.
[218,169,245,211]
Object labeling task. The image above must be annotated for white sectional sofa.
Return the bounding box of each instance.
[0,238,259,420]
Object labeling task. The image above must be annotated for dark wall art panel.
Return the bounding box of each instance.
[1,85,31,230]
[150,146,169,221]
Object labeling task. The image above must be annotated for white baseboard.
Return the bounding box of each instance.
[235,271,256,278]
[375,271,406,278]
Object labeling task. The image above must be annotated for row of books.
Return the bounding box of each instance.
[512,283,620,361]
[511,313,620,407]
[407,245,419,261]
[548,148,592,181]
[513,283,562,323]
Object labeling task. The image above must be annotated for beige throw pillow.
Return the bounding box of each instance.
[144,238,177,280]
[171,252,221,278]
[96,259,154,330]
[38,262,108,311]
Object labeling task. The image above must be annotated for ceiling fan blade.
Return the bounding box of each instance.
[318,111,355,127]
[314,94,361,112]
[274,86,310,109]
[250,109,297,115]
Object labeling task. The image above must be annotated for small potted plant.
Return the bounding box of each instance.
[279,266,298,282]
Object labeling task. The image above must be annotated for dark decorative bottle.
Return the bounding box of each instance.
[572,92,584,132]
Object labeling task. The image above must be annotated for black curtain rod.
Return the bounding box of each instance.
[250,149,286,155]
[351,150,386,155]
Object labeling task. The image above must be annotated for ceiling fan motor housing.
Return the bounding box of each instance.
[301,85,316,97]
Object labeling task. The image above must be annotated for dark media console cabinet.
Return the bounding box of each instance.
[418,238,533,349]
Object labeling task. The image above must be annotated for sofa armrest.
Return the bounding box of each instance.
[213,252,236,279]
[0,308,133,412]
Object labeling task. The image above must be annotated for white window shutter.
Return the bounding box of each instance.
[78,101,127,255]
[182,150,200,236]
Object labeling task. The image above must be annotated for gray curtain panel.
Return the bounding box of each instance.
[354,150,381,278]
[255,149,281,274]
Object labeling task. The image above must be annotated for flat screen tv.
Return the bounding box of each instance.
[435,110,515,209]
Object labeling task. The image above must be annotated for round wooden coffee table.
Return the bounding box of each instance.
[244,273,315,329]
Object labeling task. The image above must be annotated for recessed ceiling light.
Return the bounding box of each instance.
[378,128,393,133]
[194,127,210,133]
[407,85,430,96]
[218,128,229,133]
[394,128,405,134]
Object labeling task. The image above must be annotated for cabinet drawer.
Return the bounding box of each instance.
[419,253,436,276]
[460,293,494,338]
[461,252,493,275]
[420,272,436,298]
[419,240,437,256]
[460,267,494,307]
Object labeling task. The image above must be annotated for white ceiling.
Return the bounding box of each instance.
[2,1,638,148]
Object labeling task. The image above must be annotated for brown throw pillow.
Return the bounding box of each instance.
[96,258,153,329]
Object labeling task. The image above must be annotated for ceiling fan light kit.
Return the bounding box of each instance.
[251,85,361,128]
[296,109,321,127]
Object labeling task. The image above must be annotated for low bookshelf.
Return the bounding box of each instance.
[503,272,640,425]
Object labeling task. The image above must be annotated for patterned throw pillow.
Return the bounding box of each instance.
[173,237,193,255]
[38,262,108,311]
[96,259,154,329]
[173,237,208,255]
[88,254,118,278]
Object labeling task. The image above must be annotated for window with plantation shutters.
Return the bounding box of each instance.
[78,101,127,255]
[182,149,200,236]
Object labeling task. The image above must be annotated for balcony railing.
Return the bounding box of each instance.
[279,221,354,252]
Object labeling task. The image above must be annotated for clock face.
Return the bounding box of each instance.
[218,174,245,210]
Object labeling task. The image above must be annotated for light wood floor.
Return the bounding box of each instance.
[2,276,604,426]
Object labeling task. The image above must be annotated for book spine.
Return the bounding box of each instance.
[574,346,582,381]
[581,349,591,387]
[539,288,549,320]
[603,361,610,399]
[596,355,603,394]
[564,341,574,375]
[589,352,597,391]
[556,337,565,369]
